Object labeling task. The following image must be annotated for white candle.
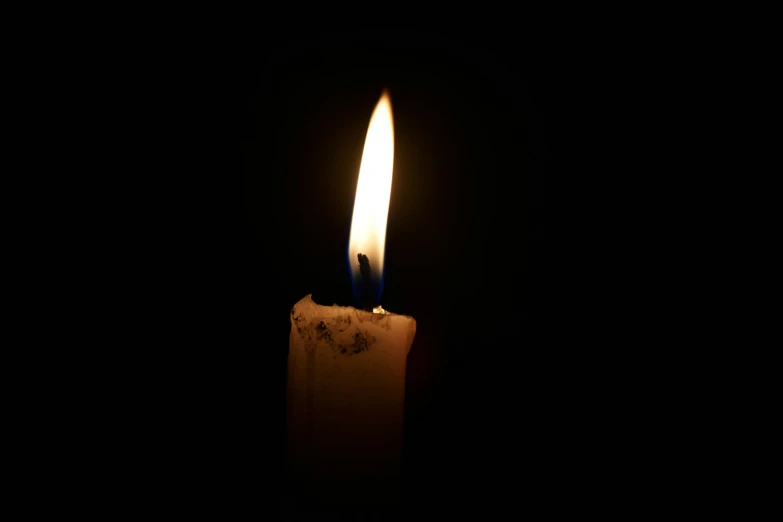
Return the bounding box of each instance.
[287,296,416,500]
[286,91,416,504]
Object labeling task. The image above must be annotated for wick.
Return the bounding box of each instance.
[358,253,373,312]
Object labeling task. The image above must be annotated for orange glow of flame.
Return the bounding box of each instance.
[348,91,394,283]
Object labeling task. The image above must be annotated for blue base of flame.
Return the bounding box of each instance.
[347,253,383,309]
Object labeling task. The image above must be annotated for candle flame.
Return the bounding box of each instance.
[348,91,394,298]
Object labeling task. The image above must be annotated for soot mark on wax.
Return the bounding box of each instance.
[296,316,375,356]
[316,321,332,343]
[337,330,375,355]
[351,331,374,354]
[292,308,309,339]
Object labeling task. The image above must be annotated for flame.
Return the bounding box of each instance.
[348,91,394,293]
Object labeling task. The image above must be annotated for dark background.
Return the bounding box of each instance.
[116,28,666,517]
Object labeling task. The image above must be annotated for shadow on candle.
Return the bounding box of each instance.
[401,316,448,512]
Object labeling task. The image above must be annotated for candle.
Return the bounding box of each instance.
[286,91,417,505]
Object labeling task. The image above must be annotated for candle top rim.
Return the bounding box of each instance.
[292,294,415,321]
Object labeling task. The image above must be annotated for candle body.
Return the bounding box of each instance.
[286,294,416,504]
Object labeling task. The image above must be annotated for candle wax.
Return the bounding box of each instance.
[287,294,416,503]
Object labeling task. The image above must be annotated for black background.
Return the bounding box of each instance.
[111,27,667,517]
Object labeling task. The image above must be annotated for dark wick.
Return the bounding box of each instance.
[358,253,373,312]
